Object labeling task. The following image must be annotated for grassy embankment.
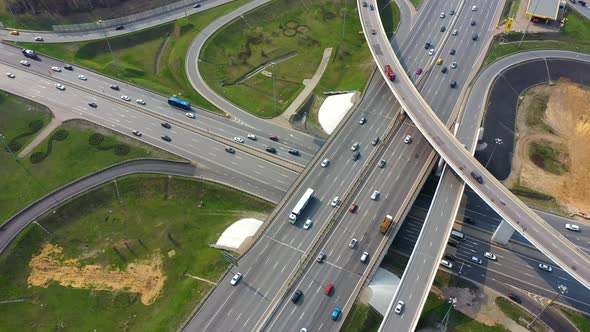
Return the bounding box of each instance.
[486,10,590,65]
[0,174,273,331]
[18,0,252,113]
[0,90,178,222]
[199,0,374,117]
[496,297,549,332]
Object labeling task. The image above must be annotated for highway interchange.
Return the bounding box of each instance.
[2,0,590,331]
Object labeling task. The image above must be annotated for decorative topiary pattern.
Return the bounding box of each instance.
[88,132,130,156]
[28,129,70,164]
[6,120,45,153]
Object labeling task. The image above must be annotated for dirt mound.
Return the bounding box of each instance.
[513,82,590,214]
[28,243,166,305]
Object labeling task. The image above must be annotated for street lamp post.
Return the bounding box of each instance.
[518,0,541,48]
[271,62,277,116]
[528,284,568,328]
[97,20,118,69]
[440,297,457,332]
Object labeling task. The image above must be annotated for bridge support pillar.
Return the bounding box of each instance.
[491,219,515,245]
[434,158,445,176]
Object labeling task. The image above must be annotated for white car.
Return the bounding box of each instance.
[349,238,357,248]
[6,72,15,78]
[351,142,359,151]
[34,36,44,41]
[471,256,483,265]
[55,83,65,90]
[20,60,30,66]
[233,136,244,143]
[136,99,146,105]
[321,158,330,168]
[186,112,196,119]
[51,66,61,72]
[452,29,458,36]
[484,252,497,260]
[404,134,412,144]
[428,48,435,56]
[394,301,405,314]
[371,190,380,200]
[331,196,340,207]
[78,75,87,81]
[471,5,477,11]
[247,133,257,140]
[121,95,131,101]
[565,223,580,232]
[360,251,369,263]
[538,263,553,272]
[132,130,142,137]
[303,219,313,230]
[440,12,445,18]
[230,272,242,285]
[451,62,457,69]
[440,259,453,269]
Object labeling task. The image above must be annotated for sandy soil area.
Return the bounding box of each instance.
[28,243,166,305]
[510,81,590,215]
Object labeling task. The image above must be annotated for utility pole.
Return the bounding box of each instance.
[271,62,277,116]
[440,297,457,332]
[528,284,568,328]
[518,0,541,48]
[97,20,118,70]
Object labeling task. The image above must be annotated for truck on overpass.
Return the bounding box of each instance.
[289,188,314,224]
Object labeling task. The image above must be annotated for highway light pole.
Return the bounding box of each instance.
[527,284,568,328]
[440,297,457,332]
[518,0,540,48]
[97,20,118,70]
[271,62,277,116]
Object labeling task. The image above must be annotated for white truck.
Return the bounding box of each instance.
[289,188,314,224]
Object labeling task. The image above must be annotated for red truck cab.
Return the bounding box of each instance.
[384,65,396,81]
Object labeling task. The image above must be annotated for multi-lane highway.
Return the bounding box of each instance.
[360,0,590,292]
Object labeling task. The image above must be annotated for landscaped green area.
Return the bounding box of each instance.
[560,306,590,332]
[199,0,373,117]
[0,91,178,222]
[409,0,422,9]
[528,141,569,175]
[341,303,382,332]
[496,297,549,332]
[377,0,401,40]
[418,293,510,332]
[18,0,252,113]
[0,174,272,331]
[524,89,552,132]
[485,10,590,65]
[500,0,521,22]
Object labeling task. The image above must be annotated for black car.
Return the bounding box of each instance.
[472,33,478,41]
[369,4,374,10]
[63,64,73,71]
[161,122,171,129]
[288,149,300,156]
[450,49,456,55]
[371,29,376,35]
[88,102,97,108]
[352,150,360,161]
[444,254,456,262]
[471,20,476,26]
[471,171,484,184]
[225,147,235,154]
[464,216,474,224]
[291,290,303,303]
[363,1,367,7]
[440,26,446,32]
[110,84,120,90]
[115,25,125,31]
[161,135,171,142]
[448,241,458,248]
[441,66,448,73]
[266,146,276,153]
[508,293,522,304]
[450,80,457,88]
[193,3,201,8]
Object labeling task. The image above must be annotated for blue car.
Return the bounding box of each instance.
[332,307,342,320]
[425,41,432,49]
[449,8,455,15]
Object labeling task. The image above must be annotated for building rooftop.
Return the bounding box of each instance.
[526,0,561,20]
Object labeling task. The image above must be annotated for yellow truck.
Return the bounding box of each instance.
[380,215,393,234]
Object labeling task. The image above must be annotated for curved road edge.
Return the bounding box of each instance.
[0,158,278,257]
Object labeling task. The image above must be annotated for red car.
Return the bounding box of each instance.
[269,135,279,141]
[349,204,358,213]
[325,282,334,295]
[416,67,423,75]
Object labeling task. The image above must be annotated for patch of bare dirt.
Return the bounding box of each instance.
[28,243,166,305]
[510,81,590,215]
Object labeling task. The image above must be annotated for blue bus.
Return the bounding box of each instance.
[168,97,191,111]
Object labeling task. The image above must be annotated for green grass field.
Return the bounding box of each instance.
[199,0,373,117]
[0,91,178,222]
[341,303,383,332]
[496,297,549,332]
[528,141,569,175]
[485,10,590,65]
[0,174,273,331]
[560,306,590,332]
[377,0,401,40]
[524,88,553,133]
[18,0,251,113]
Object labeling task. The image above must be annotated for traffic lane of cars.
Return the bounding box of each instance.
[0,45,318,158]
[0,63,296,193]
[267,123,430,330]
